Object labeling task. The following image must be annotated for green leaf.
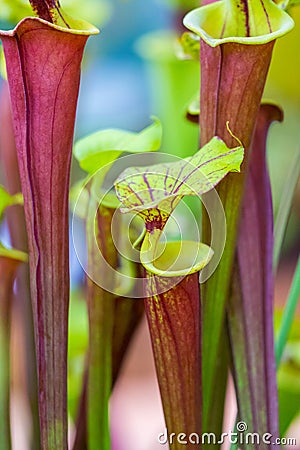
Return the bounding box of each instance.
[183,0,294,47]
[115,136,244,229]
[72,119,162,214]
[115,136,243,279]
[73,117,162,176]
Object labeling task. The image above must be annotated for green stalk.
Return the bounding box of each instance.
[275,256,300,366]
[86,200,116,450]
[87,282,113,450]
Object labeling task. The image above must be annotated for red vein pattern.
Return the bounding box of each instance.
[144,272,201,449]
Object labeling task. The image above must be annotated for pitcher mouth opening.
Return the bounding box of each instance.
[183,1,294,47]
[141,235,213,277]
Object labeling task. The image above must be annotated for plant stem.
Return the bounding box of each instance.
[86,201,116,450]
[87,281,113,450]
